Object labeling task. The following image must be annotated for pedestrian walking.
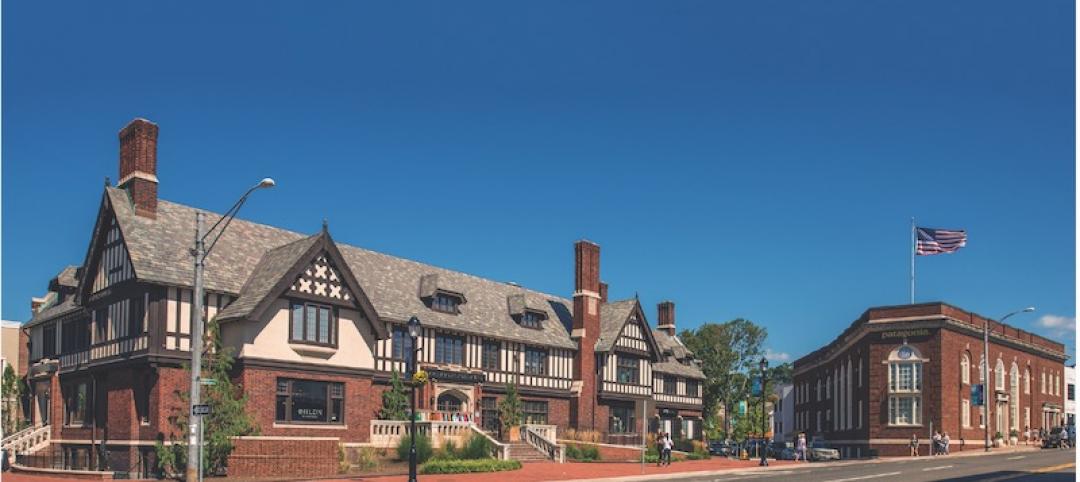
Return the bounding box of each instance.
[662,432,674,465]
[942,432,950,455]
[1024,426,1031,445]
[655,432,665,466]
[932,431,941,456]
[796,433,808,462]
[910,434,919,457]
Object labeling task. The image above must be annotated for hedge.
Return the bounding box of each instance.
[420,459,522,474]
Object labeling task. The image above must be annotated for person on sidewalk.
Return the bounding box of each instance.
[662,433,674,466]
[932,431,941,456]
[795,433,808,462]
[655,432,665,466]
[1024,426,1031,445]
[942,432,950,455]
[910,434,919,457]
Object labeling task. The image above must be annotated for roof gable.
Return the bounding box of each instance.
[76,192,136,304]
[596,298,662,361]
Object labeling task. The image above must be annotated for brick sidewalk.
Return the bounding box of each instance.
[342,458,796,482]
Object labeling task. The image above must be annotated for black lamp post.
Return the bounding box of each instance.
[407,316,422,482]
[759,357,769,467]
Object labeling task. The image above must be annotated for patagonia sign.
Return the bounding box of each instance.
[880,328,931,339]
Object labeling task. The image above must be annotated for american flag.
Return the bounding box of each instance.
[916,227,967,255]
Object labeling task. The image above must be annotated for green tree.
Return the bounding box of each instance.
[379,371,410,421]
[679,319,767,440]
[497,383,522,431]
[157,319,259,478]
[1,364,24,434]
[768,363,793,385]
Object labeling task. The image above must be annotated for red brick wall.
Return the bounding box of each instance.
[226,437,339,478]
[571,240,602,433]
[237,365,384,442]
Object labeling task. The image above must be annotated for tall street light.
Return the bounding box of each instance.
[407,316,423,482]
[983,306,1034,452]
[186,178,275,482]
[759,357,769,467]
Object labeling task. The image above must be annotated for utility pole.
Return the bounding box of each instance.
[186,212,206,482]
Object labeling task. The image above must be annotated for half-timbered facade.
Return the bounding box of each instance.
[20,118,706,473]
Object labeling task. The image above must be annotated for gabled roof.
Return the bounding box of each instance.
[652,329,705,379]
[103,187,575,349]
[29,298,82,325]
[214,234,322,323]
[52,266,80,289]
[595,298,663,359]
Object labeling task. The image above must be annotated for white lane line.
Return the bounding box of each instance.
[921,465,953,471]
[823,471,902,482]
[1007,455,1026,460]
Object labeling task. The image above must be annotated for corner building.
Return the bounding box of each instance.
[793,303,1068,457]
[19,119,705,475]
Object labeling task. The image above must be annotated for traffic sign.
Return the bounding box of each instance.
[192,404,212,416]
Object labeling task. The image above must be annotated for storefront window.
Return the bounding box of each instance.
[275,379,344,424]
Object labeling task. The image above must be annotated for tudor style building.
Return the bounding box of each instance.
[19,118,705,474]
[792,302,1068,458]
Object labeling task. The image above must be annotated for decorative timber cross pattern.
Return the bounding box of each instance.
[290,253,353,302]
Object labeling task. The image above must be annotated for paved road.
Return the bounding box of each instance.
[670,448,1075,482]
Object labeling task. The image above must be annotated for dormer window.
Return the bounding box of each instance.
[519,310,545,329]
[431,293,462,314]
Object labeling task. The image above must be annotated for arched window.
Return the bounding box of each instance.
[1024,367,1030,395]
[995,359,1005,390]
[1010,363,1020,431]
[887,345,923,426]
[961,353,971,385]
[979,356,986,382]
[437,392,464,413]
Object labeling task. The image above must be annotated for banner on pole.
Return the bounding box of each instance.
[971,384,984,406]
[751,376,763,397]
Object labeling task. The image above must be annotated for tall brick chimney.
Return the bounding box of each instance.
[599,282,609,303]
[571,240,602,432]
[118,118,159,218]
[658,301,676,336]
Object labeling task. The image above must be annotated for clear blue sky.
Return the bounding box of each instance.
[3,1,1075,363]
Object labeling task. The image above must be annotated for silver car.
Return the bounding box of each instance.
[810,443,841,461]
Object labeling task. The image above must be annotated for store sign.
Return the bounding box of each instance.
[881,328,930,339]
[427,369,486,384]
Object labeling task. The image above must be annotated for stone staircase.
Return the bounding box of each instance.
[507,442,550,462]
[2,424,51,462]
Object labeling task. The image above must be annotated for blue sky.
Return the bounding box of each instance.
[3,1,1075,363]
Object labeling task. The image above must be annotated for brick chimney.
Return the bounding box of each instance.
[118,118,159,218]
[599,282,609,303]
[658,301,676,336]
[571,240,602,432]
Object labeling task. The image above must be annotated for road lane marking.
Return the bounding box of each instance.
[921,465,953,471]
[1032,462,1075,473]
[1006,455,1025,460]
[823,471,902,482]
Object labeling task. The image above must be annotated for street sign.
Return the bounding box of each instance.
[192,404,212,416]
[971,384,984,406]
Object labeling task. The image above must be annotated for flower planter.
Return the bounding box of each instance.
[1009,436,1019,446]
[994,438,1004,448]
[507,426,521,442]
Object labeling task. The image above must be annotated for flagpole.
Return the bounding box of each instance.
[910,217,915,304]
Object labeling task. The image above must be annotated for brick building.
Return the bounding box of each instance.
[792,302,1068,458]
[18,118,705,476]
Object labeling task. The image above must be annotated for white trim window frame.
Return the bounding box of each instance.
[886,346,923,427]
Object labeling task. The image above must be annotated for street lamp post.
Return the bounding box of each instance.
[759,357,769,467]
[983,306,1034,452]
[407,316,422,482]
[185,178,275,482]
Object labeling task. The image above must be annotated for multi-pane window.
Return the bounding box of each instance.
[43,323,57,358]
[686,379,699,397]
[290,302,335,345]
[1069,384,1075,401]
[431,293,460,314]
[391,326,415,365]
[128,297,145,338]
[887,346,922,426]
[524,347,547,375]
[64,381,88,426]
[482,340,501,371]
[520,311,543,329]
[664,376,677,395]
[961,354,970,385]
[481,397,500,433]
[995,360,1005,390]
[616,356,639,384]
[962,399,970,427]
[523,400,548,424]
[437,393,463,413]
[94,308,107,342]
[1025,368,1031,395]
[62,319,90,353]
[275,379,344,424]
[435,333,465,365]
[609,405,635,433]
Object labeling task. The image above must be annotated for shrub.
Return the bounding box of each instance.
[396,433,433,464]
[563,429,603,443]
[433,440,459,461]
[421,459,522,474]
[353,447,381,471]
[564,444,581,460]
[674,438,695,453]
[581,445,600,461]
[564,443,601,462]
[460,434,493,460]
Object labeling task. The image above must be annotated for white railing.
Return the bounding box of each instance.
[468,424,510,461]
[90,335,149,360]
[60,350,90,369]
[369,420,473,449]
[523,425,564,463]
[524,424,558,441]
[2,425,50,458]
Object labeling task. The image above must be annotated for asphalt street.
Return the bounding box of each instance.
[669,448,1075,482]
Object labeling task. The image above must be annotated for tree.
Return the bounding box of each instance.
[498,383,522,431]
[768,363,793,385]
[679,319,767,440]
[379,371,410,421]
[157,319,258,478]
[1,364,24,434]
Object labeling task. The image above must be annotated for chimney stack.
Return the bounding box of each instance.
[599,282,608,303]
[118,118,159,218]
[658,300,676,336]
[571,240,602,432]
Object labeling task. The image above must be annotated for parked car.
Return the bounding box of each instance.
[775,445,797,460]
[1043,427,1067,448]
[768,441,793,459]
[809,441,841,461]
[708,440,735,456]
